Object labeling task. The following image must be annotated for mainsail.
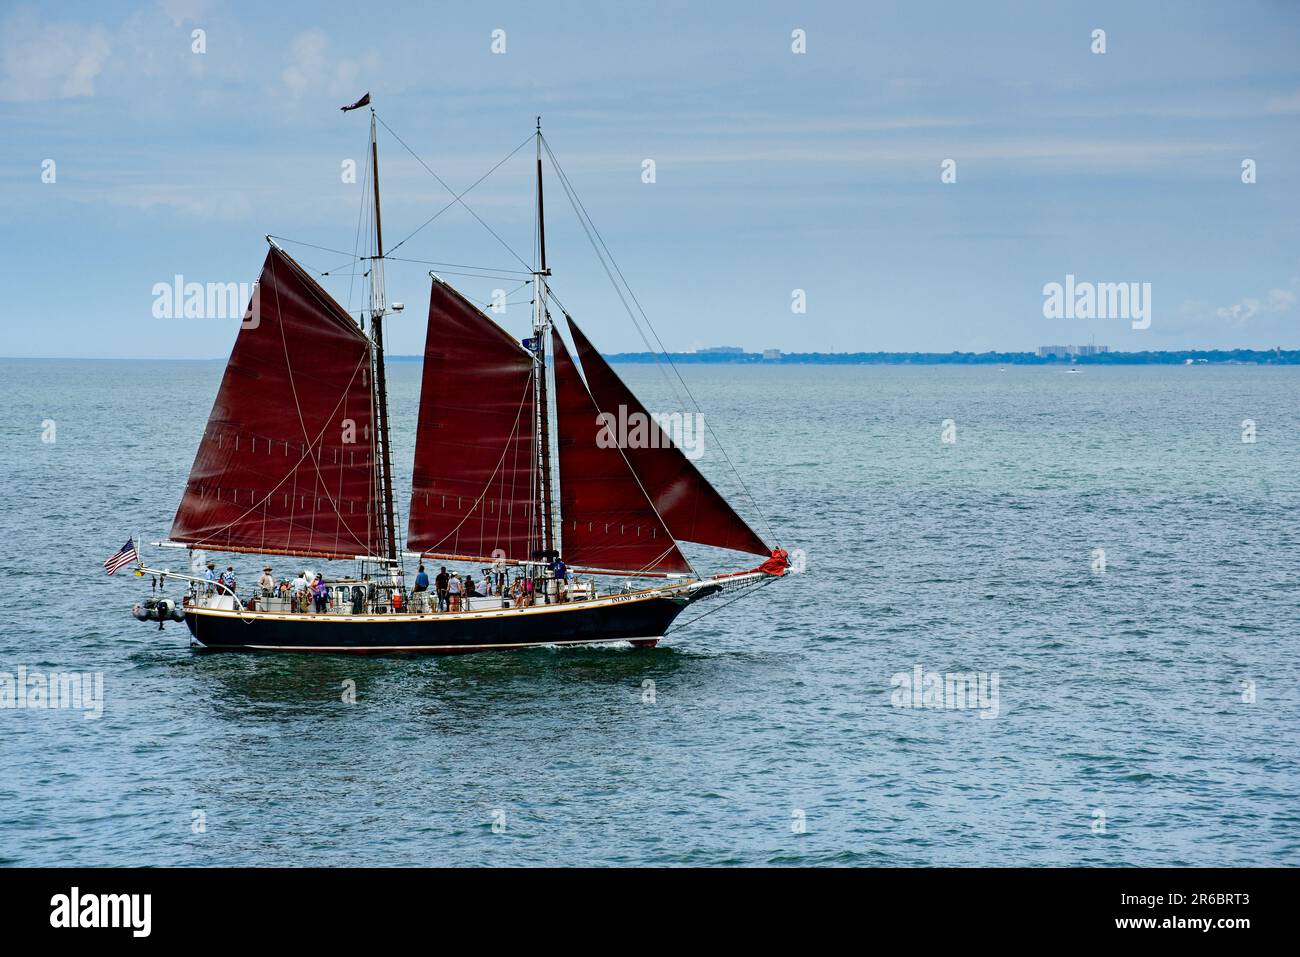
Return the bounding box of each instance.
[566,316,769,557]
[170,246,382,560]
[552,333,690,573]
[407,278,538,560]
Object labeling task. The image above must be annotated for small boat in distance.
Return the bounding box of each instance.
[118,99,789,654]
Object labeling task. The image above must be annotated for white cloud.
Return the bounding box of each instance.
[1216,285,1297,324]
[282,28,327,98]
[281,28,375,101]
[0,8,111,102]
[1265,91,1300,114]
[158,0,209,28]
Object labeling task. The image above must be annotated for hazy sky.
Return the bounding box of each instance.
[2,0,1298,357]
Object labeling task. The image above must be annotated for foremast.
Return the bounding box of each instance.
[366,108,399,565]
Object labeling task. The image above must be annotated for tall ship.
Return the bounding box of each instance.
[120,99,789,654]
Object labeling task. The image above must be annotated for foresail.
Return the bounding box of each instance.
[566,317,769,557]
[407,278,538,561]
[552,333,689,574]
[170,246,381,560]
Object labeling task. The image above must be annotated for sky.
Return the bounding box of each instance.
[1,0,1298,358]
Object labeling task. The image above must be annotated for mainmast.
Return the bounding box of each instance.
[533,118,556,558]
[367,109,398,564]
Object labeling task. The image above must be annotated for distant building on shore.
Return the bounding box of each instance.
[696,345,745,355]
[1037,344,1110,358]
[762,349,781,361]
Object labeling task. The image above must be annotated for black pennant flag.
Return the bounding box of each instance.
[340,92,371,112]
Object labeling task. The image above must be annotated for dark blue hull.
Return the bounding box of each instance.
[184,592,689,654]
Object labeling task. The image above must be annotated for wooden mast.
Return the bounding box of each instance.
[534,118,556,558]
[368,109,398,564]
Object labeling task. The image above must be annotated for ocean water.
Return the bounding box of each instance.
[1,359,1297,867]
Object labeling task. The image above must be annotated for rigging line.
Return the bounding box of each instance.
[467,279,532,310]
[670,576,777,632]
[541,137,780,549]
[194,292,374,555]
[269,236,364,260]
[386,130,536,255]
[418,371,536,556]
[556,333,697,578]
[269,256,377,553]
[348,142,372,319]
[319,257,364,277]
[415,268,534,283]
[631,542,685,577]
[374,114,533,271]
[385,255,532,275]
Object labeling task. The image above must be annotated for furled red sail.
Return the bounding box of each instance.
[566,317,769,557]
[552,333,689,573]
[407,277,538,561]
[171,246,381,559]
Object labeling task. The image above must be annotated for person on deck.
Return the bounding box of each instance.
[435,566,449,612]
[411,564,430,612]
[311,574,329,614]
[447,572,463,612]
[492,558,507,595]
[291,571,310,612]
[522,575,535,607]
[258,566,275,596]
[204,561,220,597]
[511,577,524,608]
[463,576,479,599]
[551,556,568,602]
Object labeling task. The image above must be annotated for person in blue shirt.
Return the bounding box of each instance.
[413,564,430,593]
[551,556,568,582]
[204,561,220,596]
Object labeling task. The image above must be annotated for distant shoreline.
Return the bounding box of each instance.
[590,349,1299,365]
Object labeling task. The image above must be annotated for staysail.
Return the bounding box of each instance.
[552,333,689,573]
[566,317,769,556]
[407,277,538,561]
[170,246,382,560]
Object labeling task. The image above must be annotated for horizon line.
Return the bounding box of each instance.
[3,347,1296,362]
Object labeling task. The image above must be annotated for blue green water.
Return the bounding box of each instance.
[1,359,1297,865]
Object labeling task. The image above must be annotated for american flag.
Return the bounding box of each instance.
[103,538,139,576]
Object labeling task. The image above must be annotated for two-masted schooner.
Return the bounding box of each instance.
[121,100,789,654]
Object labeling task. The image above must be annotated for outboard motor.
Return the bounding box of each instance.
[154,598,175,630]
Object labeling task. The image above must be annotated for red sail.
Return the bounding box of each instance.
[567,317,769,557]
[407,277,538,561]
[553,333,689,573]
[171,246,381,559]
